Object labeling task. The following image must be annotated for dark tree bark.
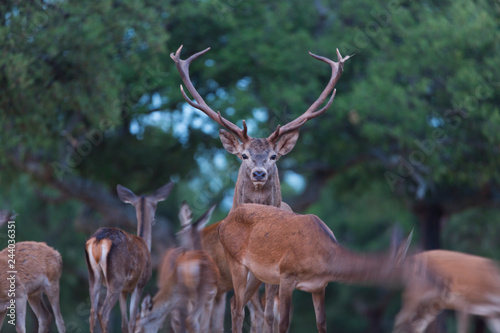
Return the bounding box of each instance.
[412,201,444,250]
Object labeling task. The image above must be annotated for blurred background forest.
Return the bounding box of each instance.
[1,0,500,332]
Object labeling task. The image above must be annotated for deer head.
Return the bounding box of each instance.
[0,210,17,226]
[177,201,216,251]
[134,203,220,333]
[117,181,174,251]
[171,46,350,209]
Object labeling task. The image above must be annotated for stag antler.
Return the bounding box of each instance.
[170,45,249,142]
[267,49,351,143]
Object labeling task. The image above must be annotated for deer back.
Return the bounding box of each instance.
[219,204,337,284]
[220,204,413,290]
[85,227,151,292]
[0,241,63,304]
[136,250,219,333]
[408,250,500,306]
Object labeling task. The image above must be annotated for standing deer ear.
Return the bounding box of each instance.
[193,204,216,231]
[391,227,413,265]
[219,129,242,155]
[140,294,153,318]
[273,130,300,157]
[151,181,175,203]
[0,210,16,227]
[117,185,139,205]
[179,201,193,228]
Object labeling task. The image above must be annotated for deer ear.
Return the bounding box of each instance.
[194,204,216,231]
[178,201,193,227]
[274,130,299,156]
[391,227,413,265]
[0,210,16,226]
[219,129,242,155]
[140,294,153,318]
[151,181,174,203]
[117,185,139,205]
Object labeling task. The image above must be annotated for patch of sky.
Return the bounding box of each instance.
[129,100,197,143]
[206,79,219,91]
[130,120,141,136]
[206,93,216,102]
[427,115,444,127]
[219,35,229,44]
[172,106,194,144]
[216,88,228,99]
[283,170,306,194]
[124,28,136,42]
[236,77,251,90]
[138,93,150,106]
[252,107,268,122]
[221,190,234,212]
[213,151,228,170]
[205,59,215,67]
[128,82,253,143]
[245,118,258,134]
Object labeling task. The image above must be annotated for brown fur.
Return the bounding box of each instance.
[85,183,172,333]
[0,241,66,333]
[172,46,348,332]
[219,204,411,333]
[204,132,297,332]
[394,250,500,333]
[136,248,219,332]
[85,228,151,333]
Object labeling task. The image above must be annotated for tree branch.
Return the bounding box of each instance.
[285,154,371,212]
[7,151,176,267]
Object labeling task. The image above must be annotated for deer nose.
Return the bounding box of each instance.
[252,170,267,181]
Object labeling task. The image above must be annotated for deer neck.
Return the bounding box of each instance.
[325,246,403,286]
[232,164,282,211]
[136,196,152,252]
[139,292,172,332]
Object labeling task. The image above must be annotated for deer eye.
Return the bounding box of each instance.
[242,154,248,160]
[270,155,277,160]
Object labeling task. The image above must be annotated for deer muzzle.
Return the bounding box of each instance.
[251,168,268,186]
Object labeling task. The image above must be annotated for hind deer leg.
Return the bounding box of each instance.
[44,282,66,333]
[99,288,121,333]
[28,293,52,333]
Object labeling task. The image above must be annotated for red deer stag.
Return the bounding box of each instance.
[85,182,173,333]
[393,250,500,333]
[218,203,413,333]
[0,211,66,333]
[135,202,219,333]
[171,45,350,332]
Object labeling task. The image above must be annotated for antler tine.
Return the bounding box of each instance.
[170,45,250,142]
[217,112,248,141]
[267,48,350,142]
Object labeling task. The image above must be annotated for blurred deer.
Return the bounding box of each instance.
[0,211,66,333]
[171,45,350,332]
[393,250,500,333]
[218,203,412,333]
[84,182,173,333]
[135,202,219,333]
